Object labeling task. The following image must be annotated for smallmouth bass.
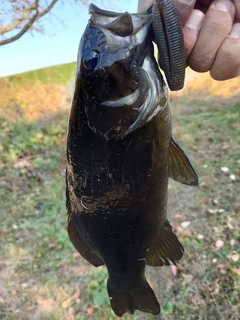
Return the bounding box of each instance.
[66,2,198,317]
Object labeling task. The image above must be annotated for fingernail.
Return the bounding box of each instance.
[229,23,240,39]
[213,0,233,13]
[185,10,204,29]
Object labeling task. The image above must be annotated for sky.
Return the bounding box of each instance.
[0,0,137,77]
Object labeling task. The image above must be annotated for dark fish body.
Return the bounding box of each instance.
[66,4,198,317]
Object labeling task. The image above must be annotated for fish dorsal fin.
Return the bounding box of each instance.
[103,12,133,37]
[146,220,184,266]
[169,137,198,186]
[68,217,104,267]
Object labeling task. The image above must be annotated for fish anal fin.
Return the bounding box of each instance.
[169,137,198,186]
[68,218,104,267]
[107,279,160,316]
[146,220,184,266]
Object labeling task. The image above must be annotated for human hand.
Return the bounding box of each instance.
[137,0,240,80]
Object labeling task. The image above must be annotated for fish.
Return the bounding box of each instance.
[66,2,198,317]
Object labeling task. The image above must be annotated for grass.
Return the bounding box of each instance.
[0,62,76,86]
[0,78,240,319]
[0,62,76,121]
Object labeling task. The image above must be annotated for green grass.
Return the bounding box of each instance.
[0,94,239,319]
[0,62,76,86]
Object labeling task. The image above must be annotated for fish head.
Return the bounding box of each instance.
[76,4,166,140]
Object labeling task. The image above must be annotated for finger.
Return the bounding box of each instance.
[183,9,204,58]
[210,23,240,80]
[188,0,235,72]
[233,0,240,21]
[137,0,197,25]
[174,0,197,26]
[195,0,215,11]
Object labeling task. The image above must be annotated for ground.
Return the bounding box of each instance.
[0,67,239,320]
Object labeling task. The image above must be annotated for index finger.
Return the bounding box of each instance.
[233,0,240,21]
[174,0,197,25]
[137,0,197,26]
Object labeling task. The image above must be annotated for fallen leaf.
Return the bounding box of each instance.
[174,214,182,220]
[231,253,239,262]
[211,282,221,296]
[12,289,18,296]
[222,144,230,149]
[61,284,81,309]
[208,208,218,214]
[86,305,93,315]
[230,269,240,276]
[203,281,222,301]
[181,221,191,229]
[37,298,55,312]
[62,297,72,309]
[177,263,184,271]
[216,263,229,269]
[215,240,224,250]
[13,159,32,169]
[192,291,204,305]
[182,273,193,285]
[227,221,234,230]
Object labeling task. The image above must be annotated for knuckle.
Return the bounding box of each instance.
[211,38,240,80]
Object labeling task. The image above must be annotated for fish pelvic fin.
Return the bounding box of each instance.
[107,278,160,317]
[169,137,198,186]
[146,220,184,266]
[67,217,104,267]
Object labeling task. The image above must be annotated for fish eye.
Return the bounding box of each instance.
[83,50,99,70]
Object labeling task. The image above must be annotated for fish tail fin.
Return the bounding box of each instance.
[107,279,160,317]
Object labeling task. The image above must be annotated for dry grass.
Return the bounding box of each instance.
[0,69,240,319]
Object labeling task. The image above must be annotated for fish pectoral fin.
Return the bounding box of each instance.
[146,220,184,266]
[68,218,104,267]
[123,132,153,187]
[169,137,198,186]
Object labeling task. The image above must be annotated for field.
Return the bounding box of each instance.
[0,66,240,320]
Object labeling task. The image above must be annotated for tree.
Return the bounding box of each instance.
[0,0,89,46]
